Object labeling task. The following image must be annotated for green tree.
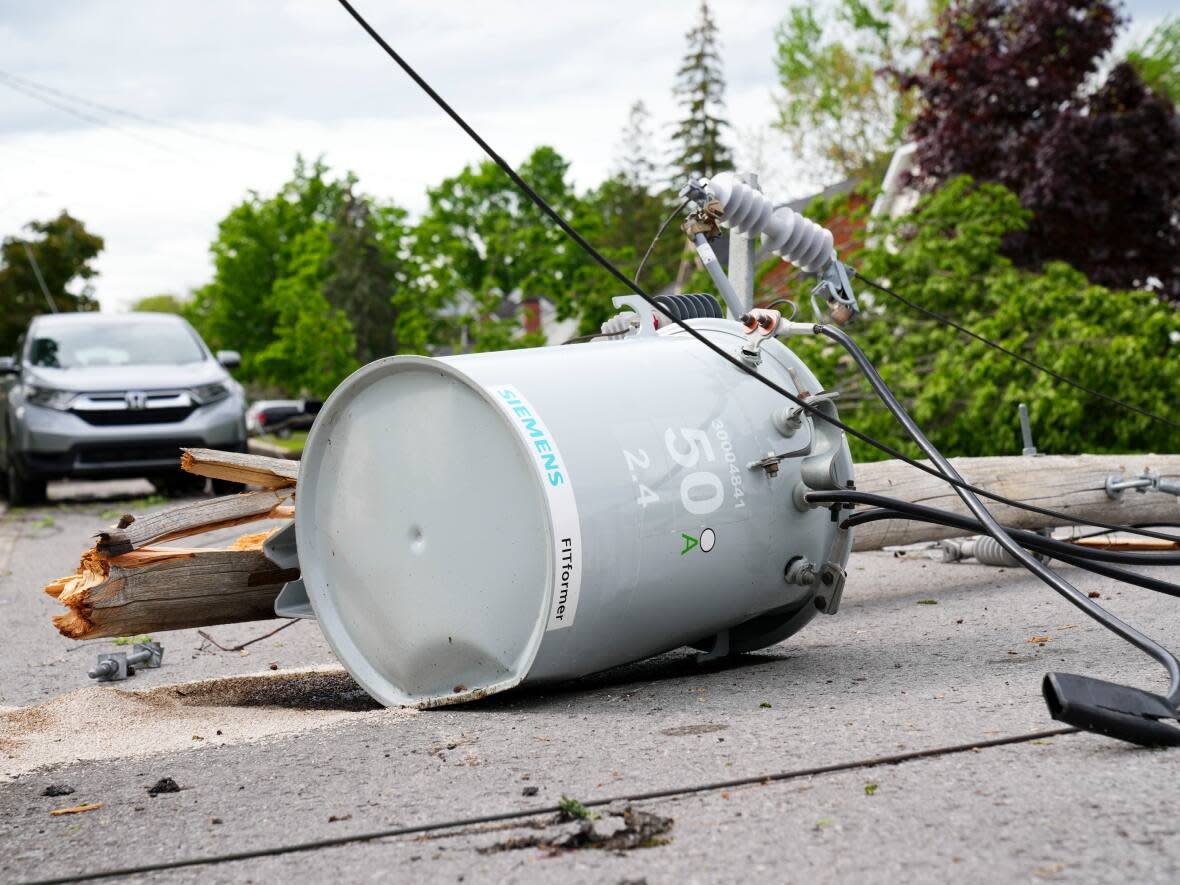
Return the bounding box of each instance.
[781,178,1180,461]
[615,100,660,191]
[1127,16,1180,105]
[577,102,684,328]
[670,0,733,184]
[252,225,358,398]
[773,0,927,181]
[0,213,102,353]
[323,193,400,365]
[417,146,613,349]
[131,294,185,314]
[187,156,352,380]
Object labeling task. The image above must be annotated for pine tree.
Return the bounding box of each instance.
[323,191,398,365]
[614,101,660,191]
[670,0,734,184]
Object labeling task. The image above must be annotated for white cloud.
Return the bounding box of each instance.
[0,0,1167,310]
[1,0,821,310]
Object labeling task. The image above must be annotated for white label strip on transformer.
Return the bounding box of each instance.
[485,384,582,631]
[695,241,716,266]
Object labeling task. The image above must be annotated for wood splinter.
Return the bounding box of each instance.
[46,446,305,640]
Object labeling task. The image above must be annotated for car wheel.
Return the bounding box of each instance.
[152,472,207,498]
[7,459,47,507]
[211,478,245,496]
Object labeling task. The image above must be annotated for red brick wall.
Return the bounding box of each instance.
[755,193,868,307]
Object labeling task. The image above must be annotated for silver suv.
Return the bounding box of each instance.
[0,312,247,505]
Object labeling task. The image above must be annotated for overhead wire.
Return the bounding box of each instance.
[333,0,1180,546]
[0,74,181,154]
[635,197,689,286]
[832,506,1180,598]
[0,69,272,154]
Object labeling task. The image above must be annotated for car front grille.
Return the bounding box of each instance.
[74,406,196,426]
[75,440,201,465]
[70,389,196,426]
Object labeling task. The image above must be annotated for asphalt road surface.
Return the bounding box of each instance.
[2,480,1180,884]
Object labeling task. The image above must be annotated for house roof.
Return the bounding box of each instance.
[782,177,861,215]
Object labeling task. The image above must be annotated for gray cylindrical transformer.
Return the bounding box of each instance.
[294,317,853,708]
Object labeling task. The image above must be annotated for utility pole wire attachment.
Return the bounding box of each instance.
[22,241,58,313]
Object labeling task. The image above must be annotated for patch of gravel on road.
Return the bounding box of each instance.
[0,667,411,782]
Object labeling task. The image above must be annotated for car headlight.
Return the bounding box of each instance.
[24,384,75,410]
[191,382,230,404]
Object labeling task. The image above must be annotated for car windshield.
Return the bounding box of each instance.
[27,320,206,369]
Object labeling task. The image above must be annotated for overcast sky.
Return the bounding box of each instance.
[0,0,1171,311]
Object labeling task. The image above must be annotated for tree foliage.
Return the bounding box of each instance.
[670,0,733,183]
[1017,63,1180,300]
[785,178,1180,461]
[187,157,436,397]
[773,0,927,180]
[0,212,103,354]
[323,194,419,364]
[901,0,1180,300]
[131,294,185,314]
[1127,16,1180,105]
[416,146,616,349]
[614,101,661,192]
[252,224,358,398]
[187,156,352,383]
[576,103,685,328]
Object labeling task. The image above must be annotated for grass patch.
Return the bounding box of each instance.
[557,795,597,821]
[112,634,153,646]
[256,431,307,453]
[99,494,168,520]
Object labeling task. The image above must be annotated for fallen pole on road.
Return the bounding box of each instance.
[852,453,1180,551]
[45,450,298,640]
[42,450,1180,639]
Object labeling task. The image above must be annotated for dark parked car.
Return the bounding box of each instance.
[0,312,248,505]
[245,399,322,437]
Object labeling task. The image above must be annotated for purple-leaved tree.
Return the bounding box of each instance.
[902,0,1180,301]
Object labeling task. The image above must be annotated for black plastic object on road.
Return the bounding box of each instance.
[1043,674,1180,747]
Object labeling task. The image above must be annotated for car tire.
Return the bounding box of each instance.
[211,478,245,496]
[7,459,47,507]
[152,472,207,498]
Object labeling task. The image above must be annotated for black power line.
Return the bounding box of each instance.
[0,69,271,155]
[16,726,1077,885]
[332,0,1180,546]
[833,505,1180,599]
[856,275,1180,432]
[0,74,180,154]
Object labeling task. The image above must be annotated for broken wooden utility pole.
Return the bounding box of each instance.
[46,449,298,640]
[43,448,1180,639]
[851,453,1180,551]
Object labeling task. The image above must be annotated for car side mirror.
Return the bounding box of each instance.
[216,350,242,370]
[0,356,18,376]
